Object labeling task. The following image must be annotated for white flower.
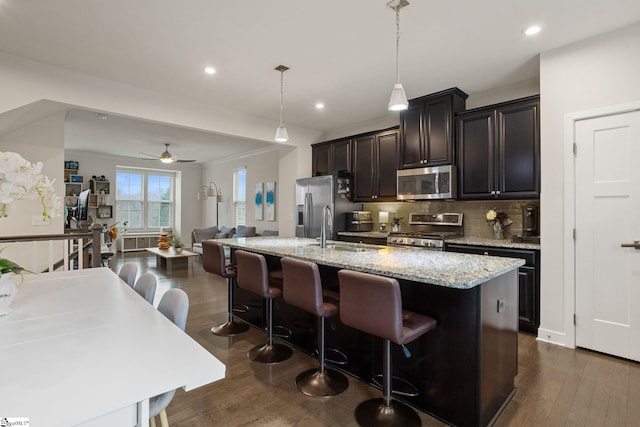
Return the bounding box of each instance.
[486,209,497,221]
[0,151,61,219]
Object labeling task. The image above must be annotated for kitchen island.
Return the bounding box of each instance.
[219,237,523,427]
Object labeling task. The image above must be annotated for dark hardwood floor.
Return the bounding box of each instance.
[111,252,640,427]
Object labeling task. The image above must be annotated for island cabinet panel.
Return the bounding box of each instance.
[457,95,540,200]
[352,128,399,201]
[446,244,540,335]
[311,138,351,176]
[400,87,468,168]
[231,248,518,427]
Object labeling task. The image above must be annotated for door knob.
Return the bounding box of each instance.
[621,240,640,249]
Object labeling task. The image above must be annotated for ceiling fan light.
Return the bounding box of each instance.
[160,156,174,163]
[274,125,289,142]
[388,83,408,111]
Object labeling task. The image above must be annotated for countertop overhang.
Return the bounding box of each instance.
[218,237,524,289]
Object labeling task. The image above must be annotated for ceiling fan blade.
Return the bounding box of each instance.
[176,159,197,162]
[139,151,160,158]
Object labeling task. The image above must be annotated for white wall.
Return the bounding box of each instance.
[201,147,295,235]
[0,112,66,235]
[465,78,540,110]
[65,149,201,241]
[0,112,66,271]
[539,22,640,345]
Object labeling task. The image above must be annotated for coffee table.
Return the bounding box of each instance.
[146,247,199,272]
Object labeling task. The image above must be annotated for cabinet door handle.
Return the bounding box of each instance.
[483,251,489,256]
[491,190,496,195]
[496,190,501,195]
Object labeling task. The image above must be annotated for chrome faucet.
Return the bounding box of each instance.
[320,205,332,248]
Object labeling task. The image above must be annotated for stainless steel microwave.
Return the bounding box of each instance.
[397,165,457,200]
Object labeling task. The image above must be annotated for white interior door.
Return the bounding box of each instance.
[575,109,640,361]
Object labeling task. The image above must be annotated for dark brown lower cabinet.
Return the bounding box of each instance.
[446,244,540,335]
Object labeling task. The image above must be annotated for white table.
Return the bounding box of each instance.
[0,268,225,427]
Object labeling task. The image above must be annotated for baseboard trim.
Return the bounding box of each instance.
[536,328,572,348]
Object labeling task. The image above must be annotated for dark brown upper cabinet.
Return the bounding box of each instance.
[457,95,540,200]
[399,88,468,169]
[353,128,399,202]
[311,138,351,176]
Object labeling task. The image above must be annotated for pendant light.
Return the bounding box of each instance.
[274,65,290,142]
[387,0,409,111]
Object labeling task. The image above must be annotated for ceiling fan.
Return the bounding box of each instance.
[140,143,196,163]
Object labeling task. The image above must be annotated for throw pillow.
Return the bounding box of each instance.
[235,225,256,237]
[219,226,235,237]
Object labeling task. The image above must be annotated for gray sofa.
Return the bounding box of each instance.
[191,225,258,255]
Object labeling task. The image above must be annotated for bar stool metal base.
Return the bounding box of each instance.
[211,319,249,336]
[354,398,421,427]
[248,342,292,364]
[296,368,349,397]
[372,373,420,397]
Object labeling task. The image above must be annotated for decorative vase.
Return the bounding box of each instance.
[0,273,18,316]
[174,247,183,254]
[392,224,400,232]
[493,222,505,240]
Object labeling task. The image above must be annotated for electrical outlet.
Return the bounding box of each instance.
[497,298,505,313]
[32,216,51,226]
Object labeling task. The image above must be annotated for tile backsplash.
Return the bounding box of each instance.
[362,199,540,239]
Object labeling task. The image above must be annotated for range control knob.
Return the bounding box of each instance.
[408,239,415,245]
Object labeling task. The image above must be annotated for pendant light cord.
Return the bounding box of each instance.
[279,71,285,127]
[395,6,401,85]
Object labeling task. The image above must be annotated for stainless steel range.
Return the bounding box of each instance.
[386,212,463,251]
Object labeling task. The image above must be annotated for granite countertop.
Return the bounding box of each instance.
[337,231,389,239]
[446,236,541,250]
[218,237,524,290]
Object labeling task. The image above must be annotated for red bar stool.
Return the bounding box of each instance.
[202,241,249,336]
[338,269,437,427]
[235,250,292,363]
[281,256,349,397]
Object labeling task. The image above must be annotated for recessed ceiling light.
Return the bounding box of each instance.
[523,25,541,36]
[315,102,325,110]
[204,66,216,75]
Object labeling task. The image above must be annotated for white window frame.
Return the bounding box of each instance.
[233,167,246,226]
[115,167,176,232]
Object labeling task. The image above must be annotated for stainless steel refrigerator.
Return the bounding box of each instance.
[295,173,361,240]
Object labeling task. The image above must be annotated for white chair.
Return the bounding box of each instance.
[118,262,138,288]
[150,288,189,427]
[133,272,157,305]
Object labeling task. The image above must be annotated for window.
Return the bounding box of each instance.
[116,168,174,231]
[233,168,246,226]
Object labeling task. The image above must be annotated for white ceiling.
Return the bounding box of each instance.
[1,0,640,163]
